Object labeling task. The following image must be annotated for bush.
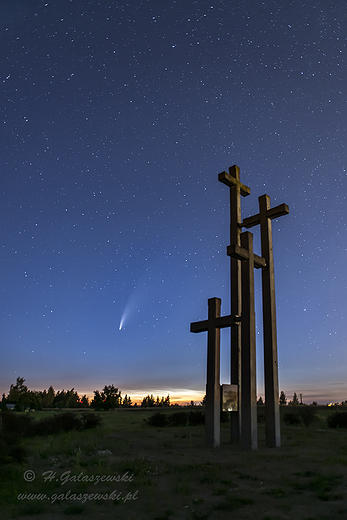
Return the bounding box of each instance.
[146,412,168,427]
[81,413,102,429]
[298,406,317,427]
[327,412,347,429]
[188,411,205,426]
[283,412,301,426]
[0,411,34,438]
[168,412,188,427]
[33,416,58,436]
[34,413,89,435]
[0,412,102,462]
[54,412,83,432]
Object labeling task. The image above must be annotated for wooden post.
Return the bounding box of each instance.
[206,297,220,448]
[228,232,265,451]
[218,166,250,442]
[242,195,289,448]
[191,298,240,448]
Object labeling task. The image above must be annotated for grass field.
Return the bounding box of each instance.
[1,407,347,520]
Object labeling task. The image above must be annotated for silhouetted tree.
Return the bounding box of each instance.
[8,377,31,410]
[80,395,89,408]
[122,395,132,407]
[91,385,121,410]
[288,392,299,406]
[8,377,28,401]
[90,390,104,410]
[27,391,42,410]
[279,391,287,406]
[102,385,122,409]
[52,388,81,408]
[41,386,55,407]
[141,394,156,407]
[257,396,264,405]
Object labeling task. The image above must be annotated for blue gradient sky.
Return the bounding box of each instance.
[1,0,346,404]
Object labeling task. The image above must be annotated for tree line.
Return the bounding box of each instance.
[257,391,318,406]
[1,377,173,411]
[2,378,325,411]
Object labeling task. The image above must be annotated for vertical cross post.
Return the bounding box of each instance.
[191,298,240,448]
[206,298,221,448]
[228,232,265,451]
[218,166,250,442]
[242,194,289,448]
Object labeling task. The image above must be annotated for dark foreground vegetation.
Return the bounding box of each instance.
[0,406,347,520]
[0,412,102,464]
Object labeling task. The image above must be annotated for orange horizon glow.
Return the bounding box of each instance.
[1,381,345,407]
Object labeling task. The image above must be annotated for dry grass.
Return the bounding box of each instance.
[1,407,347,520]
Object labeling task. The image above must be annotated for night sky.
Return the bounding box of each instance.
[1,1,346,404]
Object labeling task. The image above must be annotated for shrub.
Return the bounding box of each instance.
[327,412,347,429]
[188,411,205,426]
[146,412,168,427]
[54,412,83,432]
[34,413,83,435]
[34,416,58,436]
[0,411,34,437]
[298,406,317,427]
[168,412,188,427]
[81,413,102,429]
[283,412,301,426]
[0,411,101,461]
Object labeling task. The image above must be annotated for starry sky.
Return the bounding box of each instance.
[1,0,346,405]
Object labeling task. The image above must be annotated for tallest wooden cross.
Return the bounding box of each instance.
[219,165,289,448]
[218,166,250,442]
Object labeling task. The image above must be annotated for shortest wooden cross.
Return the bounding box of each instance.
[191,298,240,448]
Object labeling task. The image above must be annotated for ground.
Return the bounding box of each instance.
[1,407,347,520]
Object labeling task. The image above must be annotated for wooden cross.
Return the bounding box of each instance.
[227,243,266,269]
[218,165,250,245]
[218,165,250,442]
[191,297,240,448]
[242,194,289,448]
[228,231,264,451]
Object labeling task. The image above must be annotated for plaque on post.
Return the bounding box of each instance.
[221,384,238,412]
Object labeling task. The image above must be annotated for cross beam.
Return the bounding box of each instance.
[227,244,266,269]
[191,314,241,333]
[241,194,289,449]
[218,167,251,197]
[242,202,289,229]
[218,165,250,442]
[190,297,240,448]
